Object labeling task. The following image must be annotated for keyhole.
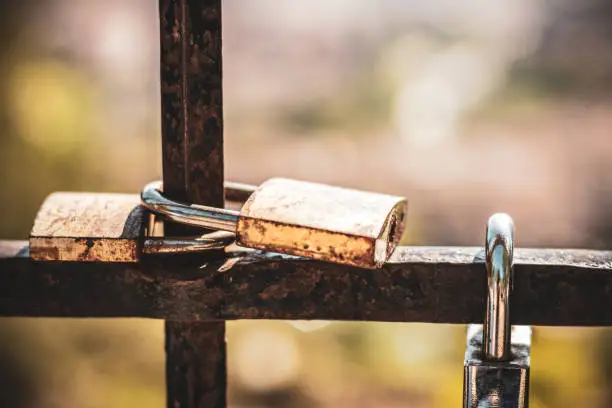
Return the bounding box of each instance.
[388,216,397,242]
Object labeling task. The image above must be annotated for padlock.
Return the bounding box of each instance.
[29,186,245,262]
[141,178,408,269]
[463,213,531,408]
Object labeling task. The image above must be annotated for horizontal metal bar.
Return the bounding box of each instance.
[0,240,611,326]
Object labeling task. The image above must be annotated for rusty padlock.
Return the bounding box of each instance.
[29,185,247,262]
[463,213,531,408]
[141,178,407,269]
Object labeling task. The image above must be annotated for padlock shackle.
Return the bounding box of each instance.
[141,181,244,232]
[142,231,237,255]
[483,213,514,361]
[225,181,257,204]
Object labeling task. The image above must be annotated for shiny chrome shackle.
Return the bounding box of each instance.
[463,213,531,408]
[140,181,257,254]
[484,212,515,361]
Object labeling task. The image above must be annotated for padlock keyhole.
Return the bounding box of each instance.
[388,216,397,243]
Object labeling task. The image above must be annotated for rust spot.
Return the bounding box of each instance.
[235,178,407,268]
[81,239,95,259]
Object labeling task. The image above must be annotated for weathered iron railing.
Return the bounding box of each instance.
[1,243,612,325]
[0,1,611,407]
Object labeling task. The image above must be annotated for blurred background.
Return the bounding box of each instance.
[0,0,611,407]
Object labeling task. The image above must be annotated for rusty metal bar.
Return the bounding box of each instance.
[2,240,611,326]
[159,0,226,407]
[160,0,224,210]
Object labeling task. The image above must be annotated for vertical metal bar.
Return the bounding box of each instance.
[165,322,227,408]
[159,1,226,408]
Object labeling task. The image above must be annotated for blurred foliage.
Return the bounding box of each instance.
[10,60,94,157]
[278,66,392,135]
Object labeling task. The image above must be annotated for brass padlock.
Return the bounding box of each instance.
[29,186,244,262]
[141,178,407,269]
[463,213,531,408]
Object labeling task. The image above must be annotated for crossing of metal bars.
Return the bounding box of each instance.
[159,1,226,407]
[0,1,611,407]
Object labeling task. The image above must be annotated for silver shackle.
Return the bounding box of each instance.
[484,212,514,361]
[463,213,531,408]
[141,181,255,232]
[140,181,256,255]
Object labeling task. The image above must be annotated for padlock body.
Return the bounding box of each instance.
[30,193,145,262]
[236,178,407,269]
[463,325,531,408]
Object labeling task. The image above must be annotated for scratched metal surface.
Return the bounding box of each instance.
[240,178,406,237]
[237,177,407,268]
[29,192,144,262]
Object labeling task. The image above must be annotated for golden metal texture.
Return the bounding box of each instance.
[30,192,143,262]
[237,178,407,269]
[35,180,407,268]
[30,193,237,262]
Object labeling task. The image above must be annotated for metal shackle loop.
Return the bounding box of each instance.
[141,181,256,232]
[142,230,237,255]
[483,212,515,361]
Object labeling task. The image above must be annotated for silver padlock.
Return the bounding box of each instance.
[463,213,531,408]
[141,178,408,269]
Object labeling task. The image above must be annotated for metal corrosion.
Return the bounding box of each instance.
[160,0,224,210]
[3,240,612,326]
[160,0,226,407]
[29,192,144,262]
[141,178,408,268]
[237,178,407,269]
[29,191,244,261]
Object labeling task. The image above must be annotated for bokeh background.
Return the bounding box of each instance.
[1,0,612,407]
